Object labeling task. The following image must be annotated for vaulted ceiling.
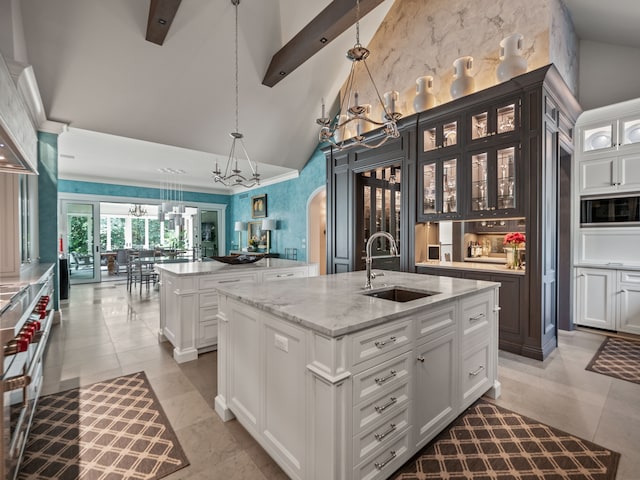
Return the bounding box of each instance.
[16,0,640,192]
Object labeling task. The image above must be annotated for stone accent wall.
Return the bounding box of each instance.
[341,0,577,127]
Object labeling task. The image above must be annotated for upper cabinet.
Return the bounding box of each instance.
[577,101,640,196]
[467,97,520,145]
[579,114,640,155]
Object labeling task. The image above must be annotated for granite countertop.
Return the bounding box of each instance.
[0,263,55,314]
[416,260,526,275]
[155,258,314,276]
[215,271,499,338]
[574,262,640,271]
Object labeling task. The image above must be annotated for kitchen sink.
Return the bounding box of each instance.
[362,287,439,303]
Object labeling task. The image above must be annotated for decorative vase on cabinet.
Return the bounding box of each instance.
[496,33,527,82]
[450,56,475,99]
[414,76,437,112]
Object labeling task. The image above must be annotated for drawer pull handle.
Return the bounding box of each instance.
[218,279,241,284]
[375,370,397,385]
[374,336,396,348]
[374,450,397,470]
[374,423,397,441]
[374,396,397,413]
[469,365,485,377]
[276,273,295,277]
[417,356,425,363]
[470,313,485,322]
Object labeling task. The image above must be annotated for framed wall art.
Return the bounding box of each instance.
[251,194,267,218]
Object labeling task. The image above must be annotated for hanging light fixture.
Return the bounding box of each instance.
[316,0,400,151]
[212,0,260,188]
[129,204,147,217]
[158,168,186,222]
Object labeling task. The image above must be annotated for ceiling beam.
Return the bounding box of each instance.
[145,0,182,46]
[262,0,385,87]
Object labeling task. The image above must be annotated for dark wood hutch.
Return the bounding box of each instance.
[323,65,582,360]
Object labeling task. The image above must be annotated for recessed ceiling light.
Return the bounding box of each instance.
[158,18,167,25]
[158,167,186,174]
[279,71,286,76]
[320,37,328,44]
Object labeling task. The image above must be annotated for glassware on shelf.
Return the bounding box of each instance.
[497,104,516,133]
[423,128,437,151]
[472,113,488,139]
[443,122,458,147]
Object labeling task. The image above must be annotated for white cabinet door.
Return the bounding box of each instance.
[618,153,640,192]
[575,268,616,330]
[414,329,457,449]
[579,157,616,195]
[618,271,640,335]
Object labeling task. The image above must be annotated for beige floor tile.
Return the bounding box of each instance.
[160,390,216,431]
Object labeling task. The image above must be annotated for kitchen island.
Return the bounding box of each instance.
[214,271,500,480]
[156,258,319,363]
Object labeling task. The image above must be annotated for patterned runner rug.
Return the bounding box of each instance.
[392,401,619,480]
[586,336,640,385]
[19,372,189,480]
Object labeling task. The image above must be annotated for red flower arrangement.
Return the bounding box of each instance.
[503,232,526,246]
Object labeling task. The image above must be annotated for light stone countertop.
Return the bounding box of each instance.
[574,262,640,271]
[0,263,55,314]
[215,270,499,338]
[155,258,313,276]
[416,260,526,275]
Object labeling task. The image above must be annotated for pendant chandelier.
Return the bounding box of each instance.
[316,0,400,151]
[158,170,186,227]
[128,204,147,217]
[212,0,260,188]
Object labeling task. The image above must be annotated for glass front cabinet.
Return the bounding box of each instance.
[467,98,520,145]
[467,144,520,217]
[418,115,462,221]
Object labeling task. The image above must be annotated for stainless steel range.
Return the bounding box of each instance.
[1,266,55,480]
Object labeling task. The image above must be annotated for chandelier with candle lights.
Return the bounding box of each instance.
[316,0,400,150]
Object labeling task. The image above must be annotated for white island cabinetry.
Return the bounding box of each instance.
[215,271,501,480]
[156,259,318,363]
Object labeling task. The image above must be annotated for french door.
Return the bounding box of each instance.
[61,200,101,284]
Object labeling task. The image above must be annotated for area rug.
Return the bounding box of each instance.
[392,401,619,480]
[586,336,640,385]
[19,372,189,480]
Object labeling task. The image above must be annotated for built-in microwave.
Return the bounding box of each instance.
[580,195,640,226]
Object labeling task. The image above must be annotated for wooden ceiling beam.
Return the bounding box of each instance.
[262,0,385,87]
[146,0,182,46]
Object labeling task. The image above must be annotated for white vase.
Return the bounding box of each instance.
[382,90,399,121]
[496,33,527,82]
[413,76,436,112]
[450,56,475,99]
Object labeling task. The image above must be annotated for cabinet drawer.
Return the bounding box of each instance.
[353,381,410,434]
[353,352,411,406]
[620,271,640,285]
[416,302,456,342]
[197,320,218,348]
[352,320,412,368]
[199,273,258,290]
[460,292,492,340]
[353,404,409,464]
[461,342,491,408]
[200,292,219,308]
[262,269,306,281]
[354,427,411,480]
[200,306,218,323]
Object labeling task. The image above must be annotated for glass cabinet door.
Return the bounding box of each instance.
[421,118,459,153]
[467,144,520,217]
[581,123,614,153]
[471,152,488,212]
[620,116,640,148]
[469,100,518,143]
[420,157,460,220]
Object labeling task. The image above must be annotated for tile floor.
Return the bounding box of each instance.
[41,282,639,479]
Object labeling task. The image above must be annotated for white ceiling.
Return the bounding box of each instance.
[17,0,640,192]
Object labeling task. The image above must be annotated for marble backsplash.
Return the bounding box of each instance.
[341,0,578,126]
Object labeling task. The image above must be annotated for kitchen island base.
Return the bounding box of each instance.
[215,272,500,480]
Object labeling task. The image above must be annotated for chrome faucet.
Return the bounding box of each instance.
[365,231,398,289]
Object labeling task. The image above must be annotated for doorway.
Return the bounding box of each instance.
[61,200,101,284]
[307,187,327,275]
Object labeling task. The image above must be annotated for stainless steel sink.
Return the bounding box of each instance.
[363,287,439,303]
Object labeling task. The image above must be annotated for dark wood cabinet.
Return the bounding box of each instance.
[325,65,581,360]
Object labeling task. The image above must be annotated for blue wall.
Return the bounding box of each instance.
[37,132,59,307]
[228,146,326,262]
